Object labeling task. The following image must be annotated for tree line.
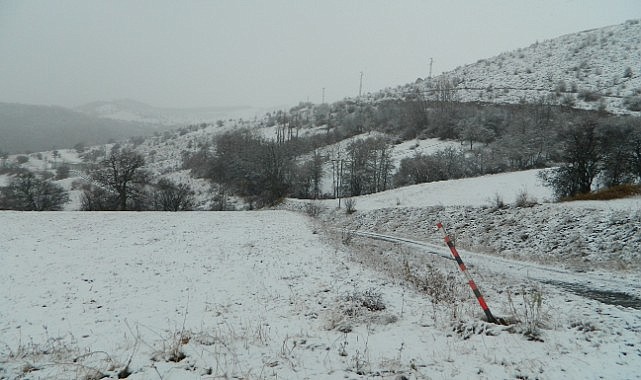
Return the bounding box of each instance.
[2,93,640,210]
[1,146,196,211]
[182,128,394,207]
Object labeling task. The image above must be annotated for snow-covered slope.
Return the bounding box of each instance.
[306,168,554,210]
[397,19,641,115]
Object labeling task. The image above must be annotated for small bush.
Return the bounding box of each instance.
[151,330,189,363]
[150,178,195,211]
[561,94,576,107]
[344,198,357,214]
[507,286,546,341]
[80,184,120,211]
[514,189,538,208]
[305,201,323,217]
[403,262,462,308]
[344,288,386,313]
[489,192,506,210]
[623,95,641,112]
[359,288,386,311]
[578,89,601,102]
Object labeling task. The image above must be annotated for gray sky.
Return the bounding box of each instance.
[1,0,640,109]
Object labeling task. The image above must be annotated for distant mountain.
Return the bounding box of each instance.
[76,99,269,125]
[0,103,162,154]
[389,19,641,115]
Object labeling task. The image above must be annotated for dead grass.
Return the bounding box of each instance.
[564,184,641,201]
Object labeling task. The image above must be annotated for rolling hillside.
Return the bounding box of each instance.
[384,19,641,115]
[0,103,164,154]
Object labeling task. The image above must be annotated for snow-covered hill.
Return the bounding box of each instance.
[0,102,162,154]
[384,19,641,115]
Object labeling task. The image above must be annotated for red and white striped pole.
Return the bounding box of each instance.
[436,222,498,324]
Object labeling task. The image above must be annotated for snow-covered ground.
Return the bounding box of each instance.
[2,184,641,379]
[308,168,555,211]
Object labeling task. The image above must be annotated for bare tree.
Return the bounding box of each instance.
[0,171,69,210]
[631,127,641,183]
[433,77,460,115]
[343,137,393,196]
[296,150,325,199]
[539,118,601,199]
[86,146,148,210]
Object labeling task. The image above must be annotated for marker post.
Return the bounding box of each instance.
[436,222,498,324]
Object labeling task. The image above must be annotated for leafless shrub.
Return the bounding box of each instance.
[506,286,546,341]
[344,198,357,214]
[341,230,354,245]
[1,329,118,380]
[514,188,538,208]
[305,201,323,217]
[152,304,190,363]
[402,262,466,320]
[489,192,506,211]
[151,329,189,363]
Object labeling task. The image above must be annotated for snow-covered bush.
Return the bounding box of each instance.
[623,95,641,111]
[304,201,324,217]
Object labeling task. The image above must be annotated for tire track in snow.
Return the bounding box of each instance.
[340,228,641,310]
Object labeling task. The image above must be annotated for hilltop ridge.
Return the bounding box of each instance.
[379,19,641,114]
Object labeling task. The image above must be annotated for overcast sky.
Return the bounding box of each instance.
[1,0,640,109]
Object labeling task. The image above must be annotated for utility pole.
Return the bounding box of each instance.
[331,153,352,209]
[428,57,433,80]
[359,71,363,97]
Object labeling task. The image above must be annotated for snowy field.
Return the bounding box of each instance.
[309,168,556,211]
[1,204,640,379]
